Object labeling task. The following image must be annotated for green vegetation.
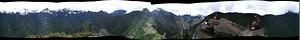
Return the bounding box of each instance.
[25,32,95,38]
[125,18,165,40]
[0,9,298,39]
[25,19,96,38]
[262,12,299,37]
[47,32,69,38]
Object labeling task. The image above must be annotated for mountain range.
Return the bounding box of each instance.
[0,8,298,39]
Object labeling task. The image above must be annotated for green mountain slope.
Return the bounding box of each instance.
[125,18,165,40]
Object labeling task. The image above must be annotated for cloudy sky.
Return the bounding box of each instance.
[0,1,150,13]
[153,1,299,16]
[0,1,298,16]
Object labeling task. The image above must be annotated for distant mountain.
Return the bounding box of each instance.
[0,8,298,39]
[261,11,299,37]
[147,8,204,39]
[110,10,127,16]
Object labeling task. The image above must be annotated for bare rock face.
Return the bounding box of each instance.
[193,12,299,39]
[194,18,265,38]
[192,12,266,39]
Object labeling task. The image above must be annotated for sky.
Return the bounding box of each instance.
[0,1,298,16]
[0,1,151,14]
[153,1,299,16]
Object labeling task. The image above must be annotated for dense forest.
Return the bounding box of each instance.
[0,8,202,39]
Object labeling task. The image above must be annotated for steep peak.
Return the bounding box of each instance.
[111,9,127,16]
[111,9,127,13]
[142,8,149,11]
[151,8,173,14]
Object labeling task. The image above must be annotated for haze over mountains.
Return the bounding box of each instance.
[0,1,298,16]
[0,1,298,39]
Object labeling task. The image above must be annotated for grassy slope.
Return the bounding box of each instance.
[125,18,165,40]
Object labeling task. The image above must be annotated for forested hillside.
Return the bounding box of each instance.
[0,8,298,39]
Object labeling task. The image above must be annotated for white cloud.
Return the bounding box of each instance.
[153,1,299,16]
[0,1,298,16]
[0,1,150,14]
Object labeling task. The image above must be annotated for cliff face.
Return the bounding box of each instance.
[191,12,299,38]
[192,12,264,38]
